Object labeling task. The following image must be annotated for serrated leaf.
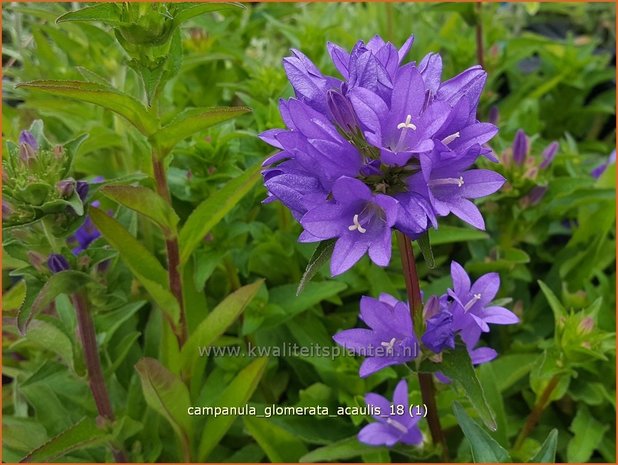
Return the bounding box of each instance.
[179,164,261,263]
[17,80,158,135]
[135,358,192,460]
[417,231,435,269]
[172,2,245,27]
[100,185,179,236]
[21,417,109,462]
[297,239,336,295]
[151,106,251,155]
[181,280,263,370]
[56,3,125,26]
[529,429,558,463]
[3,279,26,312]
[90,207,179,324]
[452,402,510,463]
[197,357,268,460]
[566,405,608,462]
[17,271,91,334]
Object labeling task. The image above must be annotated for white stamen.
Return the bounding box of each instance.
[441,131,461,145]
[464,293,482,312]
[397,114,417,131]
[381,337,397,354]
[386,417,409,434]
[348,214,367,233]
[428,176,464,188]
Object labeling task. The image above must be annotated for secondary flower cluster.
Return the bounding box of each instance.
[260,35,505,275]
[334,262,519,446]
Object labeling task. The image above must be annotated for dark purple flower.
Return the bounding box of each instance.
[539,141,559,169]
[358,379,423,447]
[19,130,38,150]
[512,129,528,166]
[47,254,70,273]
[76,181,90,201]
[333,294,418,377]
[422,311,455,353]
[69,201,101,255]
[300,177,398,275]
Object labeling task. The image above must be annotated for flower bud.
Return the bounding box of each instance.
[577,317,594,335]
[56,179,76,198]
[53,145,65,159]
[27,251,45,271]
[488,106,499,126]
[47,254,70,273]
[512,129,528,166]
[2,199,13,217]
[76,181,89,201]
[539,141,559,169]
[423,295,440,320]
[520,185,547,207]
[19,142,37,165]
[19,130,38,151]
[327,89,359,134]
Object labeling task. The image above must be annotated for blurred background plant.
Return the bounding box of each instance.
[2,2,615,463]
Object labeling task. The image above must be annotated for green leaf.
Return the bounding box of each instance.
[417,231,435,269]
[197,357,268,460]
[529,429,558,463]
[179,164,261,264]
[135,357,192,459]
[22,417,109,462]
[151,106,251,155]
[566,405,608,462]
[423,342,497,431]
[243,416,308,462]
[538,280,566,325]
[172,3,245,27]
[100,185,179,236]
[428,225,489,245]
[181,280,263,370]
[90,207,180,324]
[56,3,124,26]
[17,270,91,334]
[25,319,74,369]
[297,239,336,295]
[299,436,382,462]
[3,279,26,312]
[17,80,158,135]
[452,402,510,463]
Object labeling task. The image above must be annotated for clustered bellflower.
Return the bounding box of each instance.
[261,35,517,449]
[261,35,505,276]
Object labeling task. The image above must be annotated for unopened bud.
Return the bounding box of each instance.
[539,141,559,169]
[47,254,70,273]
[512,129,528,166]
[327,89,360,134]
[19,143,37,165]
[578,317,594,335]
[19,130,38,150]
[53,145,64,159]
[423,295,440,320]
[27,251,45,271]
[76,181,89,201]
[2,199,13,217]
[56,179,76,198]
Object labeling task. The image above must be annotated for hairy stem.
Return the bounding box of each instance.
[72,292,127,463]
[514,375,560,450]
[396,231,448,460]
[152,155,188,347]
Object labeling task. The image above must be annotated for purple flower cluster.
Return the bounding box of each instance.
[333,262,518,447]
[261,35,505,275]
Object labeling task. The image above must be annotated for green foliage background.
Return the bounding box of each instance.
[2,2,616,463]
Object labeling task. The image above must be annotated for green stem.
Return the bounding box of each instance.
[396,231,448,461]
[72,292,127,462]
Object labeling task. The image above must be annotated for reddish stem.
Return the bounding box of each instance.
[72,292,127,462]
[514,375,560,450]
[396,231,448,460]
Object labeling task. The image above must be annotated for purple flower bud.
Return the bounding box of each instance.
[2,199,13,217]
[52,145,64,159]
[56,179,76,198]
[19,130,38,150]
[19,143,37,165]
[577,317,594,335]
[488,106,499,125]
[539,141,559,169]
[521,185,547,207]
[47,254,70,273]
[423,295,440,320]
[326,89,359,133]
[421,311,455,353]
[591,150,616,179]
[27,251,45,270]
[512,129,528,166]
[76,181,89,201]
